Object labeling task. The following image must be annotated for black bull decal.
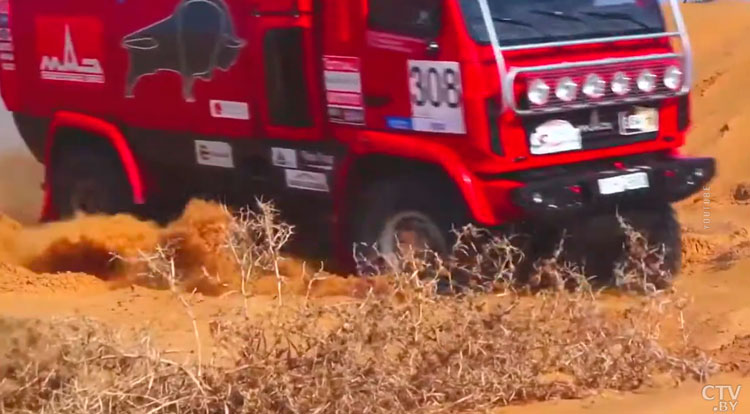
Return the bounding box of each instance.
[122,0,246,101]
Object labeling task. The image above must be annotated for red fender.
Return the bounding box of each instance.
[348,131,498,224]
[41,112,146,220]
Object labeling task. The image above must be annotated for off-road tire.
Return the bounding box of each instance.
[563,204,681,285]
[52,145,133,218]
[351,178,466,276]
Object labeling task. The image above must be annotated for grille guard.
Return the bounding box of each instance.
[473,0,693,116]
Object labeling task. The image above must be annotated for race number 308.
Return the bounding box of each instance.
[407,60,466,134]
[409,65,460,108]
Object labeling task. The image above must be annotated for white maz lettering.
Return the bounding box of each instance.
[40,24,104,84]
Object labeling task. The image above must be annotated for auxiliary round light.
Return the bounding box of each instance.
[527,79,550,106]
[663,65,683,91]
[555,77,578,102]
[637,69,657,93]
[611,71,631,96]
[582,74,606,98]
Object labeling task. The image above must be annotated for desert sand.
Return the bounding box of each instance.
[1,1,750,413]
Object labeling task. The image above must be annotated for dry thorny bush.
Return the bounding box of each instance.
[613,214,676,294]
[0,201,719,413]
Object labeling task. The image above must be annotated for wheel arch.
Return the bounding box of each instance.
[331,140,498,270]
[344,154,468,214]
[336,132,498,227]
[42,112,145,220]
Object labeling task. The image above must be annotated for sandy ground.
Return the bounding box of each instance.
[1,1,750,413]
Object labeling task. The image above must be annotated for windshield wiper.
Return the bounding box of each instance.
[580,11,651,30]
[491,16,552,37]
[528,9,586,24]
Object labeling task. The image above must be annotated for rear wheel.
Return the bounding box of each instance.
[52,145,133,218]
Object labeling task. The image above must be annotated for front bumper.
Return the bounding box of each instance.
[511,156,715,218]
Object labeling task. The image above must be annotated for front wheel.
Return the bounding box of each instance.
[351,178,466,275]
[563,204,681,287]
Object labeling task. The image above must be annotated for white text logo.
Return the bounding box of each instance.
[40,24,104,84]
[702,385,741,412]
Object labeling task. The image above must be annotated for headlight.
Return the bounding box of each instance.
[663,65,683,91]
[637,69,657,93]
[528,79,550,106]
[555,77,578,102]
[582,74,605,98]
[611,71,631,96]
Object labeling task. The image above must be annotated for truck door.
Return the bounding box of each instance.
[361,0,466,135]
[249,1,325,142]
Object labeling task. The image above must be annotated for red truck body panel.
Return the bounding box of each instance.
[0,0,714,267]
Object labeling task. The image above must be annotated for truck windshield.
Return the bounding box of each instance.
[460,0,666,46]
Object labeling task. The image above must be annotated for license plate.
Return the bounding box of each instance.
[619,107,658,135]
[598,172,650,195]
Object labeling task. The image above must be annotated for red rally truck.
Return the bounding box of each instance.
[0,0,715,276]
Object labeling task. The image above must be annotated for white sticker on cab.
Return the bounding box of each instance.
[210,100,250,120]
[285,169,330,193]
[195,140,234,168]
[272,147,297,169]
[529,120,582,155]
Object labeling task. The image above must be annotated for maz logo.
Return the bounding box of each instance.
[40,24,104,84]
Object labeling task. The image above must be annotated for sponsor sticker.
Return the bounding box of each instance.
[412,118,465,134]
[529,120,582,155]
[195,140,234,168]
[0,13,14,70]
[271,147,297,169]
[408,60,466,134]
[326,91,363,107]
[285,169,330,193]
[210,100,250,120]
[619,106,658,135]
[386,116,414,131]
[324,71,361,93]
[328,106,365,126]
[37,18,105,84]
[299,150,334,171]
[323,55,364,125]
[0,28,12,42]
